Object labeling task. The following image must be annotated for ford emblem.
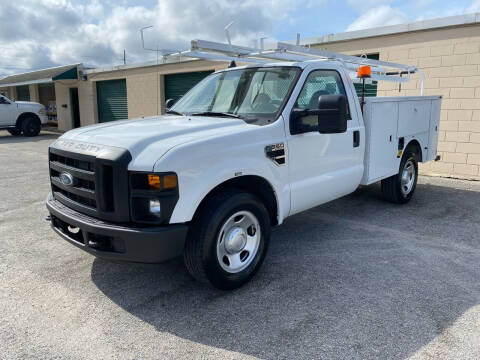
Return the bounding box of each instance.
[59,172,75,186]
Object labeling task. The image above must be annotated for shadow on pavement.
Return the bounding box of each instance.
[0,132,59,144]
[91,182,480,359]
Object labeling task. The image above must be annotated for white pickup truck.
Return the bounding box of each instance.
[0,94,47,136]
[46,40,441,289]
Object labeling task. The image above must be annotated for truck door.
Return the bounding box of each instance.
[0,95,13,126]
[287,69,364,215]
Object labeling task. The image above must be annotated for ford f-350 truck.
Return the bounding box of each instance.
[46,40,441,289]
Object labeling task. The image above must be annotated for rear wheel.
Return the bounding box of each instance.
[381,150,418,204]
[7,127,21,136]
[21,116,41,137]
[184,189,270,290]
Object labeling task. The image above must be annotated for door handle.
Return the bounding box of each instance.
[353,130,360,147]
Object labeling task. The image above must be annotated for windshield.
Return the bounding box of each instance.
[0,94,12,104]
[170,67,300,124]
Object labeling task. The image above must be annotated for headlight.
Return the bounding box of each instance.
[129,172,179,224]
[149,199,161,216]
[38,108,46,115]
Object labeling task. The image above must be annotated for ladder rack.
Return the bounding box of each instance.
[164,39,425,95]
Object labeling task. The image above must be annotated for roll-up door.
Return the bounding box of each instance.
[164,71,213,103]
[16,85,30,101]
[96,79,128,123]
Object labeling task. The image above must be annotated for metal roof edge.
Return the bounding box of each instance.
[286,13,480,46]
[0,63,80,81]
[0,78,54,88]
[82,57,212,75]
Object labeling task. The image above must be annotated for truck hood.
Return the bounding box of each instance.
[59,115,250,170]
[15,101,43,108]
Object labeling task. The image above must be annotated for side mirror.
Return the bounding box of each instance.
[316,94,348,134]
[291,94,348,135]
[165,98,175,109]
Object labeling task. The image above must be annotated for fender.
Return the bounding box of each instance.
[167,155,289,225]
[152,121,291,225]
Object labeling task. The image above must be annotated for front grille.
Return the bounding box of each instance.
[49,151,101,211]
[48,144,132,223]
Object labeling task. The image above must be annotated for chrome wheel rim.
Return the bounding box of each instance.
[401,159,415,196]
[216,210,261,273]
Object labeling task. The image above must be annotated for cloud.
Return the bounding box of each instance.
[0,0,306,77]
[467,0,480,13]
[345,5,408,32]
[346,0,394,11]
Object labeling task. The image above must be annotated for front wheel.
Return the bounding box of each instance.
[381,150,418,204]
[22,117,41,137]
[184,190,270,290]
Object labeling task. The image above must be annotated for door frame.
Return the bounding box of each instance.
[69,87,80,129]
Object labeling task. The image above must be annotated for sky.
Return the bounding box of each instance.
[0,0,480,78]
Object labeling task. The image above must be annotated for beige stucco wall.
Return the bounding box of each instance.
[312,24,480,180]
[28,84,39,103]
[54,80,78,131]
[53,79,94,132]
[77,80,98,127]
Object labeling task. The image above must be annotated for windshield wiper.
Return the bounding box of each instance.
[166,110,184,116]
[190,111,241,119]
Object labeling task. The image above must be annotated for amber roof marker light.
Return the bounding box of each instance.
[357,65,372,78]
[357,65,371,112]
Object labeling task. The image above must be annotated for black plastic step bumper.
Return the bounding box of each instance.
[46,193,188,263]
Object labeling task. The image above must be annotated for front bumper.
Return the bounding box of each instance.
[46,193,188,263]
[39,114,48,125]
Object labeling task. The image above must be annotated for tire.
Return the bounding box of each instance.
[7,127,21,136]
[184,189,271,290]
[381,149,418,204]
[21,116,41,137]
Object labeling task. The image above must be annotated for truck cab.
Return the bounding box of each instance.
[46,41,441,289]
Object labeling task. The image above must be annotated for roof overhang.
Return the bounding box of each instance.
[0,64,80,87]
[0,78,53,87]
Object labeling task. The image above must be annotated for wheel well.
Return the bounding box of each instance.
[194,175,279,226]
[405,140,422,162]
[16,112,40,128]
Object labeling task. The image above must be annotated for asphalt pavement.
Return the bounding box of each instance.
[1,130,480,360]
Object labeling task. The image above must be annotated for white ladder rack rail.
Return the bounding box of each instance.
[164,39,425,95]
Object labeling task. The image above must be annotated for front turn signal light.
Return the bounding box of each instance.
[148,174,161,190]
[163,174,178,190]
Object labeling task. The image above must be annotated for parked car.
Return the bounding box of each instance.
[45,45,441,289]
[0,94,47,136]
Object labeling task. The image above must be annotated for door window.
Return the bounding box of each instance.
[296,70,349,110]
[292,70,351,131]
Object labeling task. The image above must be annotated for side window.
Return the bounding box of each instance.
[0,96,10,104]
[295,70,350,118]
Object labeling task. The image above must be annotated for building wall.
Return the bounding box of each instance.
[28,84,39,103]
[54,80,80,131]
[312,23,480,180]
[78,80,98,127]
